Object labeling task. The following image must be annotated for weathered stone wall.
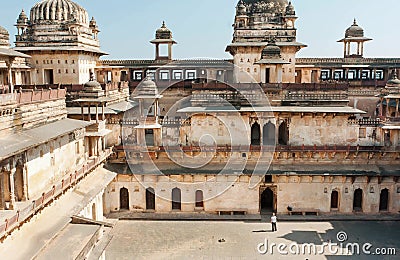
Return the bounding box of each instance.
[108,173,400,215]
[26,134,85,199]
[289,115,359,146]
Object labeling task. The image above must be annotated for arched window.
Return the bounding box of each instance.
[146,187,156,210]
[379,189,389,211]
[251,122,261,145]
[331,190,339,209]
[195,190,204,208]
[172,188,181,210]
[263,121,276,146]
[120,187,129,210]
[353,189,363,212]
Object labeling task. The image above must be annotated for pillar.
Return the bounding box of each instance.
[6,59,14,95]
[386,98,390,117]
[396,99,399,118]
[9,168,16,210]
[81,105,84,120]
[380,98,384,117]
[361,42,364,57]
[102,103,105,121]
[22,165,28,201]
[88,105,91,121]
[95,105,99,123]
[0,171,4,210]
[277,65,283,83]
[343,42,347,57]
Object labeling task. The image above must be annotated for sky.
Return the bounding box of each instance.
[0,0,399,60]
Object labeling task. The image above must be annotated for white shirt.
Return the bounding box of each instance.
[271,216,277,223]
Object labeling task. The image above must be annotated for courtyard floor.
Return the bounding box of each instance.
[105,220,400,260]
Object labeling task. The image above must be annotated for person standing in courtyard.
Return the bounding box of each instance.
[271,213,277,232]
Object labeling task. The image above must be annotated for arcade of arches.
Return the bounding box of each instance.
[250,120,289,146]
[111,176,399,214]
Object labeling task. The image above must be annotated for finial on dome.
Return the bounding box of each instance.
[353,18,357,25]
[162,21,166,28]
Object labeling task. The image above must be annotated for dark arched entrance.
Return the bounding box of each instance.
[172,188,181,211]
[379,189,389,211]
[261,188,274,213]
[251,122,261,145]
[331,190,339,209]
[146,187,156,210]
[195,190,204,208]
[263,122,276,146]
[353,189,363,212]
[278,121,289,145]
[120,187,129,210]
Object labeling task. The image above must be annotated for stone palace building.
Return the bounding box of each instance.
[0,0,399,257]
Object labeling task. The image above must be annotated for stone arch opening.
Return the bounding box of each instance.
[263,121,276,146]
[172,188,181,211]
[15,162,24,201]
[353,188,363,212]
[331,190,339,210]
[251,122,261,145]
[146,187,156,210]
[379,188,389,212]
[278,120,289,145]
[120,187,129,210]
[195,190,204,208]
[261,188,274,213]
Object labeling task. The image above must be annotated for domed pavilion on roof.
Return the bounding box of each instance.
[13,0,107,85]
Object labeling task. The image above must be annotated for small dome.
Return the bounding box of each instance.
[134,78,159,98]
[156,21,172,40]
[387,71,400,87]
[30,0,89,25]
[0,26,10,47]
[237,0,247,15]
[89,17,99,30]
[83,72,102,92]
[262,39,281,58]
[345,19,364,38]
[285,1,295,16]
[17,9,28,25]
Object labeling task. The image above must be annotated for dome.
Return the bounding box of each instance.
[16,9,28,25]
[236,0,247,15]
[133,78,159,98]
[387,71,400,88]
[156,21,172,40]
[0,26,10,47]
[262,39,281,58]
[345,19,364,38]
[83,72,102,92]
[285,1,295,16]
[243,0,288,14]
[30,0,89,25]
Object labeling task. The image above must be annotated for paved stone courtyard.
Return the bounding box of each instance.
[105,220,400,260]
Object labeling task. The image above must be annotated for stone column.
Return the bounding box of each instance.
[22,165,28,201]
[380,98,384,117]
[343,43,346,57]
[6,59,14,95]
[95,105,99,123]
[0,171,4,210]
[386,98,390,117]
[88,104,91,121]
[102,103,105,121]
[9,168,16,210]
[81,105,84,120]
[396,99,399,118]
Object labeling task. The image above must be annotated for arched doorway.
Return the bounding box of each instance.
[172,188,181,211]
[15,163,24,201]
[195,190,204,208]
[263,122,276,146]
[146,187,156,210]
[331,190,339,210]
[353,189,363,212]
[261,188,274,213]
[251,122,261,145]
[278,121,289,145]
[120,187,129,210]
[145,129,155,146]
[379,189,389,212]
